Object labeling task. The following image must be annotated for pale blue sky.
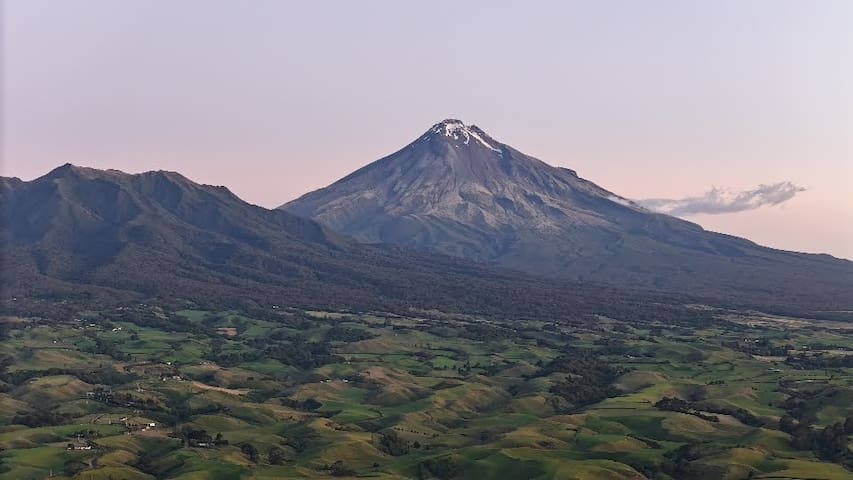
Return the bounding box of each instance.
[3,1,852,258]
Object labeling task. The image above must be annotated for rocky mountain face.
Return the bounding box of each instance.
[283,120,853,308]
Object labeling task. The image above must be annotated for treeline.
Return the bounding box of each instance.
[653,397,719,423]
[654,397,762,426]
[0,365,135,388]
[786,353,853,369]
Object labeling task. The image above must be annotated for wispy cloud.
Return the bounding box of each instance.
[639,182,805,216]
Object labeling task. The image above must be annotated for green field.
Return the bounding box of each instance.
[0,304,851,479]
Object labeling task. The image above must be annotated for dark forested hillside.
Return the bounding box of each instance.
[0,164,680,320]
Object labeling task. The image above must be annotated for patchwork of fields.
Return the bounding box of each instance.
[0,304,851,479]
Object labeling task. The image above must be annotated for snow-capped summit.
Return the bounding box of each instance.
[425,119,503,153]
[284,118,641,245]
[282,119,853,304]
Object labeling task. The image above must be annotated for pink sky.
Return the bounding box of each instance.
[3,1,852,259]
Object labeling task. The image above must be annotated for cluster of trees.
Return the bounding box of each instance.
[785,353,853,369]
[379,430,410,456]
[11,409,70,428]
[205,333,341,370]
[205,338,260,367]
[654,397,719,423]
[268,446,290,465]
[80,330,131,360]
[416,456,459,480]
[703,405,761,427]
[0,365,134,387]
[278,397,323,412]
[324,326,375,343]
[455,323,515,341]
[654,397,762,427]
[775,380,853,467]
[183,395,233,419]
[780,415,853,465]
[593,338,640,356]
[327,460,356,477]
[779,382,823,420]
[177,427,228,447]
[263,341,340,369]
[132,435,183,476]
[77,365,136,385]
[658,443,728,478]
[240,443,260,462]
[109,309,207,335]
[539,350,624,410]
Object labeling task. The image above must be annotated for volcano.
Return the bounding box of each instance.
[283,119,853,308]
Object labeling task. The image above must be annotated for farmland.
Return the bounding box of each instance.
[1,303,851,479]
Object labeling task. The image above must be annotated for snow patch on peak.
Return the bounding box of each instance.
[432,120,502,153]
[466,129,502,154]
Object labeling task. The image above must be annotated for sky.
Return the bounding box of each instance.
[3,1,852,259]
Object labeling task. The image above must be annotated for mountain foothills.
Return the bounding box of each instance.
[284,120,853,310]
[1,164,672,320]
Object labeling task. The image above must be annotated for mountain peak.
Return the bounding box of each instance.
[45,163,87,179]
[283,120,853,309]
[44,163,134,182]
[427,119,503,153]
[41,164,207,187]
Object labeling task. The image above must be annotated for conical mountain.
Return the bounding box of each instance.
[283,120,853,307]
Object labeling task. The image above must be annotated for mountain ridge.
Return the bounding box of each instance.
[3,163,702,320]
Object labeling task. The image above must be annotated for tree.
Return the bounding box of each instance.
[329,460,355,477]
[241,443,260,463]
[268,446,288,465]
[815,422,848,461]
[379,430,409,456]
[791,425,815,451]
[779,415,797,434]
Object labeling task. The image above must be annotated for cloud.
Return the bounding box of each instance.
[639,181,805,216]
